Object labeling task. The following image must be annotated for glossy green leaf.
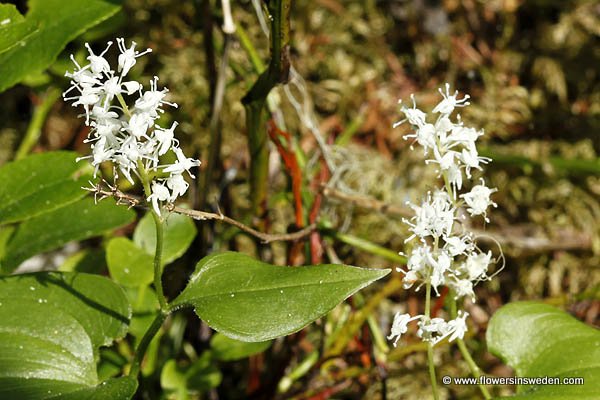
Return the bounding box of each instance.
[487,302,600,399]
[173,252,390,342]
[210,333,271,361]
[1,198,135,274]
[107,238,154,287]
[0,4,37,55]
[0,0,122,92]
[0,151,91,225]
[0,272,135,399]
[133,212,197,265]
[0,226,14,261]
[160,353,222,397]
[125,286,159,339]
[59,248,106,274]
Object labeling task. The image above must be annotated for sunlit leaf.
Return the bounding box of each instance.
[0,0,122,91]
[0,151,91,225]
[1,198,135,274]
[0,272,135,399]
[173,251,390,342]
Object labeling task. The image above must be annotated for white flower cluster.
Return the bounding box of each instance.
[63,39,200,216]
[388,84,498,347]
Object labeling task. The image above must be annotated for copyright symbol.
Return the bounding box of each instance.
[442,376,451,385]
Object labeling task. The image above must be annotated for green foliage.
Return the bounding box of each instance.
[0,272,135,399]
[133,212,197,265]
[0,151,91,225]
[0,4,36,55]
[0,0,122,92]
[0,197,135,274]
[160,353,222,398]
[125,286,159,339]
[107,237,154,287]
[173,251,390,342]
[487,302,600,399]
[210,333,272,361]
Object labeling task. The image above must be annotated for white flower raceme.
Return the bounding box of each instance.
[64,38,200,216]
[389,85,499,346]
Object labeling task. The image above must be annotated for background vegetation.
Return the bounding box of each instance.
[0,0,598,399]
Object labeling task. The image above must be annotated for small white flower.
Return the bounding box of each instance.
[155,122,178,156]
[163,147,201,178]
[166,173,189,201]
[450,278,475,301]
[463,251,492,281]
[444,311,469,343]
[460,180,497,221]
[116,38,151,77]
[134,77,176,117]
[432,83,470,115]
[394,94,427,128]
[444,235,473,257]
[126,113,152,139]
[405,190,455,241]
[122,81,141,95]
[84,41,113,75]
[388,312,420,347]
[417,317,447,342]
[148,182,171,216]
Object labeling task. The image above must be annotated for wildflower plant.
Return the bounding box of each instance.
[389,84,501,399]
[0,36,389,398]
[63,39,200,218]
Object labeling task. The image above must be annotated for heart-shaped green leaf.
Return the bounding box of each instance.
[487,301,600,399]
[0,151,91,225]
[133,212,197,266]
[107,237,154,287]
[0,272,136,399]
[173,251,390,342]
[1,198,135,274]
[0,0,122,92]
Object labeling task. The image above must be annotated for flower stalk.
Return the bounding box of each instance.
[64,38,202,377]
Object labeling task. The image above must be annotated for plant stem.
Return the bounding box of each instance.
[425,278,440,400]
[323,229,407,264]
[138,162,168,311]
[15,87,61,160]
[242,0,291,223]
[150,212,167,310]
[128,312,165,378]
[116,93,131,118]
[427,343,440,400]
[450,298,491,399]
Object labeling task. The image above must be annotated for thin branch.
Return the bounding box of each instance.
[85,181,316,244]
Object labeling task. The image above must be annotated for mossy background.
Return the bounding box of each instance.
[0,0,598,399]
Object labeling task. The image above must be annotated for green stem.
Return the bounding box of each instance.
[451,298,491,399]
[138,162,168,311]
[116,93,131,118]
[425,278,440,400]
[242,0,291,222]
[151,212,167,310]
[236,24,266,73]
[323,229,407,264]
[128,312,165,378]
[427,344,440,400]
[15,87,61,160]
